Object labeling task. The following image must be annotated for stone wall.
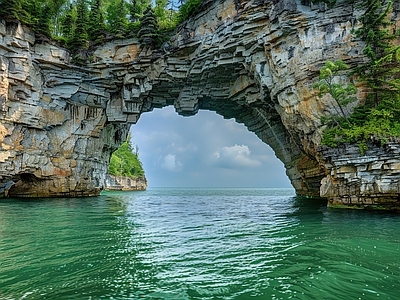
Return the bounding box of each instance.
[1,0,400,209]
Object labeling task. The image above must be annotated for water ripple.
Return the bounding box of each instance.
[1,188,400,299]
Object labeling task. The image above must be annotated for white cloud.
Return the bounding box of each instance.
[213,144,261,169]
[161,154,182,172]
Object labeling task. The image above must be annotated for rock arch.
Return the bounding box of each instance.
[2,0,400,210]
[0,0,352,198]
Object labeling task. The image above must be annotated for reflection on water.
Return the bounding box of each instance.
[0,188,400,299]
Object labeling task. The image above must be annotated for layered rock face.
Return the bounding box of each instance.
[320,144,400,210]
[1,0,400,209]
[0,22,129,197]
[105,175,147,191]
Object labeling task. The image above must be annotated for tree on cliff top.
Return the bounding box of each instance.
[106,0,128,37]
[0,0,28,22]
[68,0,89,50]
[354,0,400,108]
[137,6,159,47]
[108,141,145,178]
[0,0,202,56]
[88,0,106,43]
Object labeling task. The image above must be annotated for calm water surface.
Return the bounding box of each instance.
[0,188,400,299]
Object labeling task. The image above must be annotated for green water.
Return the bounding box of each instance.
[0,188,400,299]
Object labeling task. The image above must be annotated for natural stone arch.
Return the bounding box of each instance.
[0,0,339,198]
[126,55,325,196]
[2,0,400,210]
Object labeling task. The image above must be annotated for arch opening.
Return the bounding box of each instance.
[131,105,292,188]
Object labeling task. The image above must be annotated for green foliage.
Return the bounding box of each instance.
[354,0,400,107]
[88,0,106,43]
[26,0,52,36]
[0,0,203,58]
[313,60,357,124]
[137,6,159,46]
[106,0,128,37]
[176,0,203,24]
[0,0,29,22]
[128,0,147,23]
[68,0,89,50]
[0,0,69,37]
[108,141,145,178]
[60,4,76,40]
[48,0,69,36]
[154,0,169,28]
[316,0,400,153]
[321,94,400,150]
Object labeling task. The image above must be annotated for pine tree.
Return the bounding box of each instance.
[88,0,106,43]
[106,0,128,37]
[69,0,89,50]
[137,6,158,47]
[48,0,69,37]
[26,0,52,37]
[354,0,400,107]
[154,0,169,27]
[128,0,140,23]
[0,0,29,22]
[61,4,76,40]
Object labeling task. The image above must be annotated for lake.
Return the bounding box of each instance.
[0,188,399,299]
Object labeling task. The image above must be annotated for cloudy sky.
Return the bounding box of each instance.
[130,106,292,188]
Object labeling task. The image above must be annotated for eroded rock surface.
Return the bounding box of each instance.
[320,143,400,210]
[0,22,128,197]
[1,0,400,209]
[105,175,147,191]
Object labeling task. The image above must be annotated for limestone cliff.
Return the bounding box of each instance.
[1,0,400,209]
[105,175,147,191]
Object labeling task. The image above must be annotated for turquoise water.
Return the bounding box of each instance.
[0,188,400,299]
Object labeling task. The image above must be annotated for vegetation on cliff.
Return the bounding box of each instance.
[314,0,400,153]
[0,0,203,53]
[108,140,145,178]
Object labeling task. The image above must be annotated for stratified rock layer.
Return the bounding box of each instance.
[320,143,400,210]
[105,175,147,191]
[0,22,128,197]
[1,0,400,209]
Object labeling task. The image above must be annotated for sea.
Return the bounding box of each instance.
[0,188,399,299]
